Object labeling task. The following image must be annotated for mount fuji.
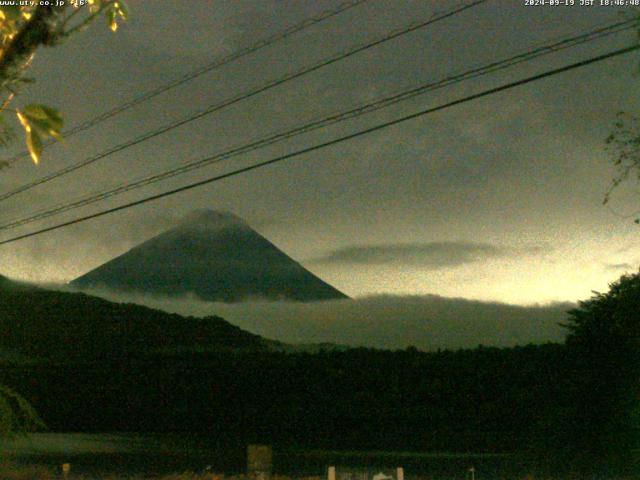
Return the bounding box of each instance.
[71,210,347,302]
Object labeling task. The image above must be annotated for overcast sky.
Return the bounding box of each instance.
[0,0,639,305]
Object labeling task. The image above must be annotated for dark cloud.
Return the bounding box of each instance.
[604,262,638,272]
[60,285,572,351]
[311,241,547,268]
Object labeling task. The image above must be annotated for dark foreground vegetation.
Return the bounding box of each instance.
[0,464,318,480]
[2,465,636,480]
[0,273,638,478]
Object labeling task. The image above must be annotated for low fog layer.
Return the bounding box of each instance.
[62,286,572,351]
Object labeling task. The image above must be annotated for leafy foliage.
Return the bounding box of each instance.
[604,9,640,222]
[0,1,128,164]
[0,0,128,437]
[604,113,640,222]
[560,271,640,472]
[16,104,62,164]
[564,269,640,346]
[105,1,128,32]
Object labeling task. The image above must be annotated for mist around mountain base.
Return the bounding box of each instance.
[64,285,570,351]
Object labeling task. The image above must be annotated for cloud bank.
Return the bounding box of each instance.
[311,241,548,269]
[603,262,639,272]
[63,286,572,351]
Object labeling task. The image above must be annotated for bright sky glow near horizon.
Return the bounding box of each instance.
[0,0,639,306]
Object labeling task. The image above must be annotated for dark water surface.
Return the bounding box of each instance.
[0,434,520,479]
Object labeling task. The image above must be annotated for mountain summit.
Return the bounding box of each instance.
[71,210,347,302]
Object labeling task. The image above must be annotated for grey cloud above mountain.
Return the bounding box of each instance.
[311,241,549,268]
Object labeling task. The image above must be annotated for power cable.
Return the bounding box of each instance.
[0,0,486,202]
[1,0,371,167]
[0,18,634,232]
[0,43,636,246]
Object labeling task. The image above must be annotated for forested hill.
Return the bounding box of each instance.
[0,275,266,361]
[0,272,636,476]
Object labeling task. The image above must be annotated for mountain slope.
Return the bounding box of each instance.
[0,275,266,361]
[71,210,347,302]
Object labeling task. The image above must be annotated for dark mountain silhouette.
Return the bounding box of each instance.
[0,274,266,361]
[71,210,347,302]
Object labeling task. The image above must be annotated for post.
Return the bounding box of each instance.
[396,467,404,480]
[328,466,336,480]
[247,444,272,480]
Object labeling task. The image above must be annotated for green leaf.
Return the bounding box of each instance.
[106,8,117,32]
[115,1,129,20]
[16,105,64,164]
[22,104,60,123]
[25,128,42,164]
[0,6,23,23]
[20,104,63,138]
[88,0,103,14]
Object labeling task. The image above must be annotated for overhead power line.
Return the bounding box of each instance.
[0,0,486,202]
[0,18,635,232]
[0,43,637,247]
[2,0,371,167]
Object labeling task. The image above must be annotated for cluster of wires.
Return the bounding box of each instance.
[0,0,637,245]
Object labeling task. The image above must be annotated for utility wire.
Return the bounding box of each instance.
[0,18,634,232]
[0,0,486,202]
[1,0,371,167]
[0,43,637,246]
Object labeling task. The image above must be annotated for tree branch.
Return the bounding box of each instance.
[0,6,58,89]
